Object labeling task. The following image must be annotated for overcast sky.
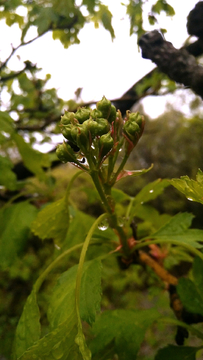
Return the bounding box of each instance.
[1,0,199,117]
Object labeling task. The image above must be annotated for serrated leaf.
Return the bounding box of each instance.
[132,204,171,232]
[0,202,38,269]
[14,291,41,359]
[0,155,17,190]
[155,345,199,360]
[133,178,169,204]
[177,278,203,316]
[31,197,69,245]
[48,260,102,329]
[18,308,81,360]
[151,213,203,248]
[13,133,50,180]
[90,309,160,360]
[170,170,203,204]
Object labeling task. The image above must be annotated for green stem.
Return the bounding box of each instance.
[133,239,203,261]
[90,170,130,255]
[159,317,203,340]
[110,152,129,186]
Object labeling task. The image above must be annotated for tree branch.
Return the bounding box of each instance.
[138,30,203,99]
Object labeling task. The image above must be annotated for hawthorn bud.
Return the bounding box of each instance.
[96,96,111,119]
[83,118,99,139]
[56,142,77,163]
[95,118,110,136]
[74,108,91,124]
[61,111,75,125]
[123,112,145,146]
[99,133,114,157]
[91,109,103,119]
[61,124,73,141]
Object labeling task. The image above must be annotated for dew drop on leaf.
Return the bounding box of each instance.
[187,197,193,201]
[149,189,154,193]
[98,218,109,231]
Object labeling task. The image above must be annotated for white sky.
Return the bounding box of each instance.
[0,0,199,118]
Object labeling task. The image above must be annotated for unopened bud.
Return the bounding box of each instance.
[99,133,114,158]
[96,96,111,119]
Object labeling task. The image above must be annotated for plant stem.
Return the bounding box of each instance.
[90,170,130,255]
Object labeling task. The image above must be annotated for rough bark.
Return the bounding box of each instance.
[138,30,203,99]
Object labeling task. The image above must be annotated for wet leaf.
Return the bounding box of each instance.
[14,291,41,359]
[155,345,199,360]
[31,197,69,245]
[0,202,37,269]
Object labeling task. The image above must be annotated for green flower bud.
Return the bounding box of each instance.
[96,96,111,119]
[108,105,117,124]
[56,142,77,163]
[123,112,145,146]
[76,124,89,152]
[128,111,145,132]
[61,124,73,141]
[95,118,110,136]
[99,133,114,158]
[91,109,103,119]
[74,108,91,124]
[83,118,99,139]
[61,111,75,125]
[123,120,140,146]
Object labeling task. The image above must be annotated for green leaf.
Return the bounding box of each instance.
[18,308,81,360]
[0,202,38,269]
[90,309,160,360]
[177,278,203,316]
[111,188,131,203]
[80,259,102,325]
[132,204,171,232]
[193,257,203,289]
[177,257,203,317]
[170,170,203,204]
[14,291,41,359]
[48,260,102,329]
[13,133,50,180]
[98,4,115,40]
[151,213,203,248]
[133,178,169,204]
[0,110,15,134]
[0,155,17,190]
[62,210,95,250]
[155,345,198,360]
[31,197,69,245]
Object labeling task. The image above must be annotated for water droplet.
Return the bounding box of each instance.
[141,201,144,205]
[149,189,154,193]
[98,218,109,231]
[55,244,61,250]
[187,197,193,201]
[52,342,64,359]
[118,217,124,227]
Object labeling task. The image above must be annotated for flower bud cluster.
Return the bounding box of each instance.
[56,96,145,172]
